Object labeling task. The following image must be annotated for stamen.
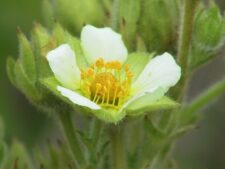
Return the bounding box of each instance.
[80,58,133,108]
[96,58,104,68]
[93,83,102,102]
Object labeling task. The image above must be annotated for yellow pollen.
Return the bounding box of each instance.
[87,68,94,76]
[96,58,105,67]
[80,58,133,108]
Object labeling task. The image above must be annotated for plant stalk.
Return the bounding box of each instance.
[183,78,225,115]
[59,112,85,167]
[90,118,104,148]
[110,0,120,30]
[110,125,127,169]
[174,0,199,100]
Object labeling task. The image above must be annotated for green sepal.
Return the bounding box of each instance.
[18,30,36,82]
[136,36,147,52]
[31,23,52,79]
[52,23,66,44]
[6,57,16,86]
[41,77,75,107]
[189,3,225,70]
[40,77,86,117]
[1,140,33,169]
[65,32,88,70]
[52,23,88,69]
[14,60,40,101]
[92,108,126,124]
[33,146,54,169]
[47,140,61,169]
[33,140,77,169]
[124,52,154,81]
[126,90,179,116]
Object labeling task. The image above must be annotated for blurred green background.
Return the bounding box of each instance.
[0,0,53,148]
[0,0,224,169]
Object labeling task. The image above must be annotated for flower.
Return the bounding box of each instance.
[46,25,181,123]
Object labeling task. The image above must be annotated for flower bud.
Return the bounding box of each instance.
[139,0,180,53]
[189,3,225,69]
[54,0,105,34]
[119,0,141,50]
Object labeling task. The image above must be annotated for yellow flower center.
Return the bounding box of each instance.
[80,58,133,108]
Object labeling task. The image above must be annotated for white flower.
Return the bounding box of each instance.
[46,25,181,123]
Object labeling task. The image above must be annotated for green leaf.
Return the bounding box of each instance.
[124,52,153,81]
[18,30,36,82]
[6,57,16,86]
[126,91,179,116]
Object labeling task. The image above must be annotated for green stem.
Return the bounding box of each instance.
[90,118,104,147]
[59,112,85,167]
[174,0,199,100]
[183,78,225,115]
[110,125,127,169]
[110,0,120,30]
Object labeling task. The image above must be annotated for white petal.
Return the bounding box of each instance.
[47,44,81,90]
[132,52,181,94]
[81,25,128,64]
[120,87,165,112]
[57,86,101,110]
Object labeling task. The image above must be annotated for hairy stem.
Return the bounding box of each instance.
[59,112,85,167]
[110,125,127,169]
[110,0,120,30]
[174,0,199,100]
[183,78,225,115]
[90,118,104,147]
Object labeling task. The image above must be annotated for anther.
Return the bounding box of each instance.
[96,83,102,90]
[125,65,130,72]
[96,58,104,67]
[87,68,94,76]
